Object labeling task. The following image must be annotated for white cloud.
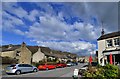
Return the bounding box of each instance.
[3,2,28,19]
[13,29,24,35]
[3,2,109,56]
[35,41,96,56]
[2,11,25,35]
[25,13,98,55]
[25,9,39,22]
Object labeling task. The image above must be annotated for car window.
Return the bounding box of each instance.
[9,65,16,67]
[24,64,33,67]
[18,64,24,67]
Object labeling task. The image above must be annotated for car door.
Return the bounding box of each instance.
[18,64,26,73]
[24,64,33,72]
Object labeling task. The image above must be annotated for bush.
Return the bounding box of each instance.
[2,56,18,64]
[104,64,118,78]
[83,64,119,78]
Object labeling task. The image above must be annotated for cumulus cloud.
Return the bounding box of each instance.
[2,11,25,35]
[2,2,117,56]
[25,13,98,55]
[34,41,96,56]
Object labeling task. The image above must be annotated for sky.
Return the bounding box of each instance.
[1,2,118,56]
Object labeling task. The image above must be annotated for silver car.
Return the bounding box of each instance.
[5,64,38,75]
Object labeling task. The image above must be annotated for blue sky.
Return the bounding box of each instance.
[2,2,118,56]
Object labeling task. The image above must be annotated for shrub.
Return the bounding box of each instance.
[2,56,18,64]
[32,62,40,67]
[83,64,119,78]
[104,64,118,77]
[118,68,120,77]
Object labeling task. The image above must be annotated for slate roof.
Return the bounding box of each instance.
[1,45,78,59]
[97,31,120,41]
[1,45,20,52]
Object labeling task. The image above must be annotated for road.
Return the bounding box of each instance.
[1,63,87,79]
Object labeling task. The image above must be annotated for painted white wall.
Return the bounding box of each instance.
[98,36,120,65]
[98,40,106,65]
[32,48,45,63]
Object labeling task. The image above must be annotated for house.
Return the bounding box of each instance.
[1,42,79,64]
[97,31,120,66]
[78,56,89,63]
[32,47,45,63]
[1,42,32,64]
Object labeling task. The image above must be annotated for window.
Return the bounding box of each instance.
[114,38,120,46]
[18,64,24,67]
[24,64,33,67]
[106,39,113,47]
[16,51,21,56]
[9,65,16,67]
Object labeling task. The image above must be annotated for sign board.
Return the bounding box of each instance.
[74,69,78,76]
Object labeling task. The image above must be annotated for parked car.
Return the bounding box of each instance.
[79,65,88,70]
[91,62,98,66]
[56,63,67,68]
[5,64,38,75]
[67,62,74,67]
[78,65,88,75]
[72,62,78,66]
[38,63,56,70]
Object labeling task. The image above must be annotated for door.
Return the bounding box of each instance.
[18,64,26,73]
[24,64,33,72]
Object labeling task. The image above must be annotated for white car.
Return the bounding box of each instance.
[67,62,74,67]
[78,65,88,75]
[79,65,88,70]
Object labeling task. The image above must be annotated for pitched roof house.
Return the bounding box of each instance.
[1,42,32,64]
[1,42,78,64]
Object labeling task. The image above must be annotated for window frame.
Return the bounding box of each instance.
[106,39,113,47]
[114,38,120,46]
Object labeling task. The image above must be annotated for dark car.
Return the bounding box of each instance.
[73,62,78,66]
[91,62,98,66]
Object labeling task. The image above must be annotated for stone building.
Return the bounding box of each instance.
[1,42,32,64]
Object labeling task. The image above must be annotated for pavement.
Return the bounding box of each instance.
[1,63,87,78]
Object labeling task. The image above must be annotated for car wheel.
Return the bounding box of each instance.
[15,70,21,75]
[33,68,37,72]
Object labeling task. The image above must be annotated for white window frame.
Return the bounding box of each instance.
[114,38,120,46]
[106,39,113,47]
